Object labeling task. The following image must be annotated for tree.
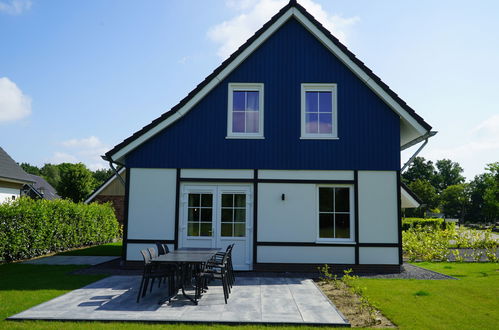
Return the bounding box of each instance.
[402,157,436,185]
[482,162,499,222]
[434,159,465,192]
[57,163,97,202]
[440,184,469,219]
[467,173,489,223]
[40,163,61,191]
[19,162,41,176]
[92,168,114,187]
[409,179,439,210]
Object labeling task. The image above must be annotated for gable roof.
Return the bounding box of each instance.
[26,174,60,200]
[105,0,432,164]
[84,167,125,203]
[0,147,33,185]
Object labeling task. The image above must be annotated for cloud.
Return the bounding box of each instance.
[0,0,32,15]
[0,77,31,123]
[50,136,109,170]
[421,114,499,180]
[208,0,359,58]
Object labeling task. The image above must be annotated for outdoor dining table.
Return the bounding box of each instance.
[151,248,220,305]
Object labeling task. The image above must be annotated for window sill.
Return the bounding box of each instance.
[226,136,265,139]
[300,136,339,140]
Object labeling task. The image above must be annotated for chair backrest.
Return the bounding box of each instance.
[227,243,235,257]
[148,247,157,259]
[163,244,170,254]
[156,242,168,256]
[140,249,151,264]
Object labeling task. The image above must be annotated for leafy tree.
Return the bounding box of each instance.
[40,164,61,191]
[409,179,439,210]
[402,157,436,185]
[467,173,489,223]
[440,184,469,219]
[19,162,41,176]
[92,168,114,187]
[57,163,97,202]
[482,162,499,222]
[434,159,465,192]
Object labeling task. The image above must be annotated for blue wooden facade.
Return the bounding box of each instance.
[126,18,400,170]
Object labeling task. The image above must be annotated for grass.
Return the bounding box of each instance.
[56,242,122,256]
[357,262,499,330]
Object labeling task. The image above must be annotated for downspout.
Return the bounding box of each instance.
[101,155,125,186]
[400,131,437,172]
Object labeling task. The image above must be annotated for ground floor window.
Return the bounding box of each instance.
[318,186,353,240]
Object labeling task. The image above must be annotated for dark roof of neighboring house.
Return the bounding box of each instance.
[105,0,431,161]
[401,181,423,205]
[27,174,60,200]
[0,147,33,184]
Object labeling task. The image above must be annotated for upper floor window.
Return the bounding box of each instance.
[301,84,338,139]
[227,83,264,138]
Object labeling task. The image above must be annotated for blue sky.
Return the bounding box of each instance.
[1,0,498,179]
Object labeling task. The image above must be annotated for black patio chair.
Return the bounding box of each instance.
[196,251,231,304]
[136,249,175,303]
[210,243,235,288]
[155,242,170,256]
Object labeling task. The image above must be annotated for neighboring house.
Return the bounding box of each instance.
[85,168,126,225]
[103,1,434,272]
[0,147,34,203]
[23,174,60,200]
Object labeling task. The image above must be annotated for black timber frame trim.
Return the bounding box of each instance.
[397,170,403,265]
[179,177,354,185]
[127,239,176,244]
[121,167,131,261]
[253,169,258,266]
[174,168,181,249]
[354,170,359,264]
[256,242,398,247]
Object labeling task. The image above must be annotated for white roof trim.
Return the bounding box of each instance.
[109,7,427,162]
[84,167,125,204]
[401,185,421,208]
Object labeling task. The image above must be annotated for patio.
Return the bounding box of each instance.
[8,275,349,326]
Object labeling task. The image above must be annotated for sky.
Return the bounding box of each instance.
[0,0,498,179]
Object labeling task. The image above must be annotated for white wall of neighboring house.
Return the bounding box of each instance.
[0,186,20,204]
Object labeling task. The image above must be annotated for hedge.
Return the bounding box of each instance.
[402,217,444,231]
[0,197,120,262]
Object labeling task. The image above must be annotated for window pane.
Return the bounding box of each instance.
[200,208,212,222]
[305,92,318,112]
[221,223,232,237]
[319,214,334,238]
[221,209,233,222]
[234,209,246,222]
[234,194,246,207]
[188,194,200,207]
[335,188,350,212]
[246,91,259,111]
[232,112,245,133]
[319,188,333,212]
[201,194,212,207]
[305,113,318,133]
[318,114,332,134]
[200,223,212,236]
[188,207,199,221]
[233,91,245,111]
[188,222,199,236]
[335,214,350,238]
[318,92,332,112]
[245,111,259,133]
[222,194,233,207]
[234,223,246,237]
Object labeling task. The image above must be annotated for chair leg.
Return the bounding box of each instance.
[137,276,145,303]
[142,278,150,297]
[150,278,155,293]
[221,274,228,304]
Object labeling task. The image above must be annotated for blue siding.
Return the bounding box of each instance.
[126,18,400,170]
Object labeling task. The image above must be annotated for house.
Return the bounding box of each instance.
[85,167,126,224]
[23,174,60,200]
[0,147,34,203]
[103,0,434,272]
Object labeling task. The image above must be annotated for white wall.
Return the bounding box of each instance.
[359,247,399,264]
[358,171,398,243]
[127,168,177,242]
[258,246,355,263]
[0,187,20,204]
[259,170,353,180]
[258,183,317,242]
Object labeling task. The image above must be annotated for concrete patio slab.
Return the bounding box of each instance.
[22,256,118,265]
[8,275,349,326]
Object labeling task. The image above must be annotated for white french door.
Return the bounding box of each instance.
[179,184,253,270]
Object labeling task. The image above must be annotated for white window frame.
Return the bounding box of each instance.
[301,83,338,139]
[227,83,264,139]
[316,185,355,243]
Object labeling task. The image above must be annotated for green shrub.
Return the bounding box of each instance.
[0,197,119,262]
[402,217,444,231]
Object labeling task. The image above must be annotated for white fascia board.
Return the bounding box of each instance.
[401,186,420,208]
[110,7,426,161]
[84,167,125,204]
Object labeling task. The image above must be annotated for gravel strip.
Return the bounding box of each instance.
[359,263,456,280]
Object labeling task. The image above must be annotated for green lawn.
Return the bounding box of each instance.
[57,242,123,256]
[358,262,499,330]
